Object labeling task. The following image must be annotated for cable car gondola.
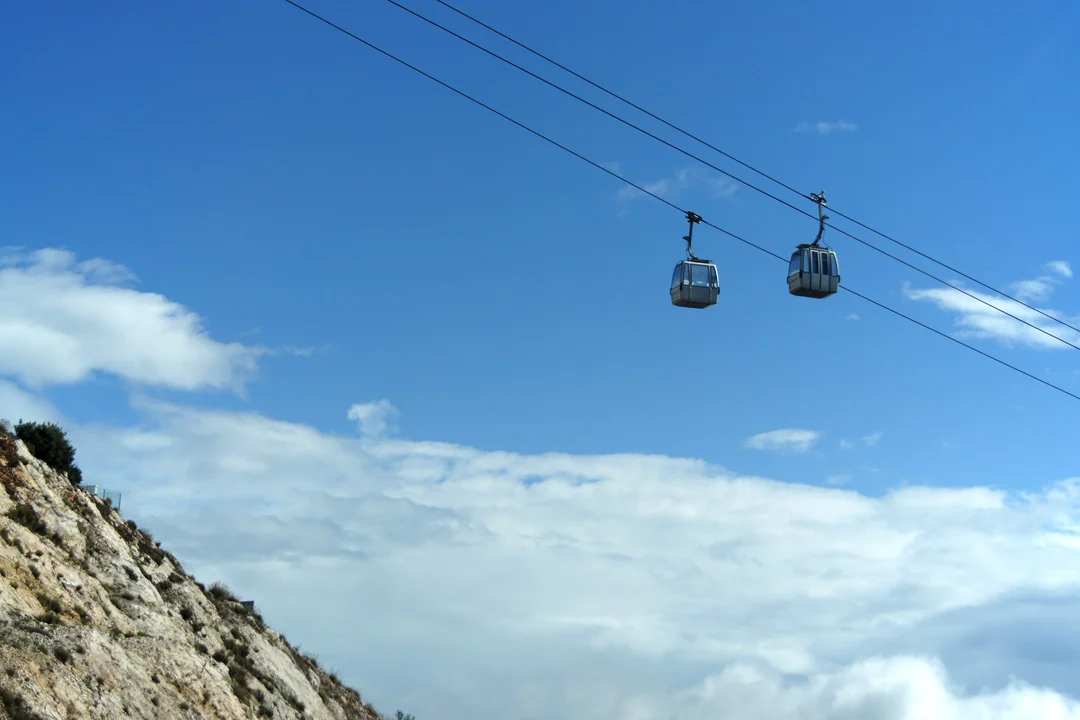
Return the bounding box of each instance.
[670,211,719,309]
[788,191,840,298]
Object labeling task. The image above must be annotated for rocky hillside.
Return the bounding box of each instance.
[0,427,385,720]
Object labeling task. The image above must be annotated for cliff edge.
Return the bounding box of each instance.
[0,427,384,720]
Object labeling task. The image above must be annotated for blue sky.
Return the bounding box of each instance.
[2,1,1080,718]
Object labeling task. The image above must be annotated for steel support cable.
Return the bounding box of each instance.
[282,0,1080,404]
[422,0,1080,342]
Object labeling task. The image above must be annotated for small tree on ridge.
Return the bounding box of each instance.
[14,420,83,484]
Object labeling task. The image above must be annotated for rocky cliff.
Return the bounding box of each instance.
[0,431,381,720]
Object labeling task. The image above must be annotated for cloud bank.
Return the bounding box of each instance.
[58,398,1080,720]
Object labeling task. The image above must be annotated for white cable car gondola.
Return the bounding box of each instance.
[788,191,840,298]
[670,211,719,309]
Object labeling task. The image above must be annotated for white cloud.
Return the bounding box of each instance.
[843,313,860,321]
[0,248,267,392]
[673,656,1080,719]
[904,268,1080,350]
[347,399,400,438]
[265,344,326,359]
[616,167,738,210]
[1011,278,1056,303]
[1009,261,1073,303]
[794,120,859,135]
[1047,260,1073,279]
[61,397,1080,720]
[744,428,821,453]
[862,431,884,447]
[599,161,623,175]
[0,379,63,425]
[839,435,883,451]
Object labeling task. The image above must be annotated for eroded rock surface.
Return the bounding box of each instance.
[0,434,378,720]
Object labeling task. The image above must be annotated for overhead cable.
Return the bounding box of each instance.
[400,0,1080,349]
[282,0,1080,404]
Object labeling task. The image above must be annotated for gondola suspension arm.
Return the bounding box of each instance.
[683,211,705,261]
[809,191,828,247]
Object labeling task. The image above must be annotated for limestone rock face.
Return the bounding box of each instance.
[0,434,378,720]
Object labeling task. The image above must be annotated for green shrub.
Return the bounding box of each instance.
[13,421,82,484]
[208,582,238,602]
[36,593,62,614]
[6,503,47,535]
[1,684,48,720]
